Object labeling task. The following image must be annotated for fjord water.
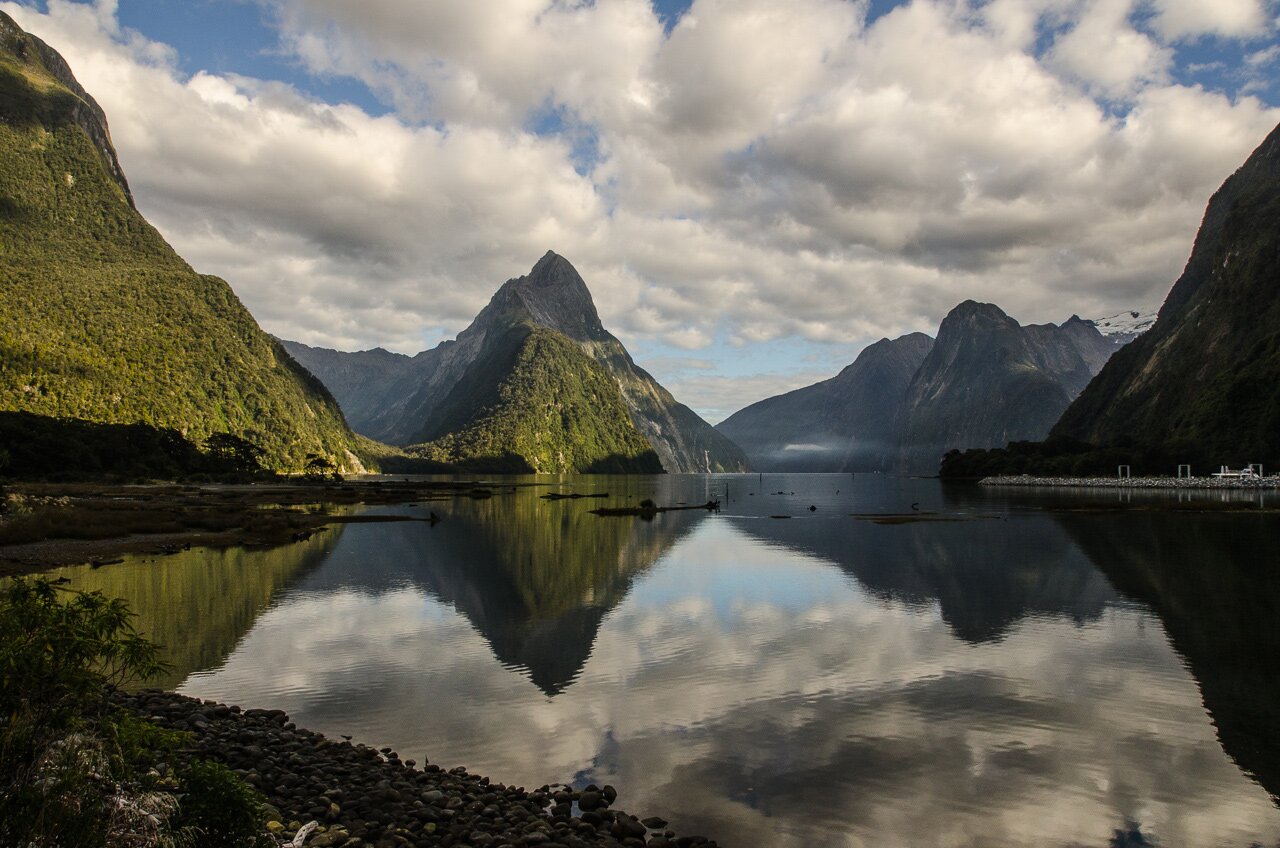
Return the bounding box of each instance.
[58,475,1280,847]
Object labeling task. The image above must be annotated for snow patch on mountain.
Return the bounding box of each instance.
[1087,310,1157,343]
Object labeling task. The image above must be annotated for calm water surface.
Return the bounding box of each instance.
[57,474,1280,847]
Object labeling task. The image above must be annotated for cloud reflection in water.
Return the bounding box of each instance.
[171,484,1279,848]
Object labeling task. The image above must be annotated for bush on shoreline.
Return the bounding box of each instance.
[0,577,273,847]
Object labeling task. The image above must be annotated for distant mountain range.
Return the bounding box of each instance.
[285,252,747,474]
[714,333,933,472]
[718,304,1130,474]
[0,11,363,473]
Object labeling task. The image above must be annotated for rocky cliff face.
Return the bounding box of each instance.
[288,252,748,473]
[1053,121,1280,469]
[717,333,933,471]
[0,11,362,472]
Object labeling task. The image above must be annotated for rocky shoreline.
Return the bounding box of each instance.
[979,474,1280,489]
[115,689,718,848]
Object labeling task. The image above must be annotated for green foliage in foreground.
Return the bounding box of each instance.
[0,578,272,847]
[173,759,274,848]
[408,326,664,473]
[0,35,362,473]
[0,578,164,732]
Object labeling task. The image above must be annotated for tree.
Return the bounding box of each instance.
[303,452,340,482]
[204,432,266,474]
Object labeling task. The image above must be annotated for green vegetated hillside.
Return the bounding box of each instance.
[408,325,664,473]
[0,12,363,474]
[286,251,749,474]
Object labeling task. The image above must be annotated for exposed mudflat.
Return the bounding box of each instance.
[0,479,519,577]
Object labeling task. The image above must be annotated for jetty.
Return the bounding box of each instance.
[980,473,1280,490]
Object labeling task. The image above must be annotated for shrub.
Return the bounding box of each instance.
[0,578,164,735]
[173,759,274,848]
[0,579,271,847]
[0,578,172,846]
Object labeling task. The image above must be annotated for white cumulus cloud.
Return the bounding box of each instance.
[1149,0,1272,40]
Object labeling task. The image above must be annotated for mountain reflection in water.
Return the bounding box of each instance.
[296,490,705,694]
[51,530,339,689]
[60,474,1280,847]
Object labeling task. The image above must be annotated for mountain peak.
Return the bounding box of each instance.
[939,300,1015,335]
[949,300,1006,319]
[531,249,572,273]
[478,251,608,342]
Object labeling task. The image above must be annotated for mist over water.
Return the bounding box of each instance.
[59,474,1280,847]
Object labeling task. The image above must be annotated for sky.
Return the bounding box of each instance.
[4,0,1279,423]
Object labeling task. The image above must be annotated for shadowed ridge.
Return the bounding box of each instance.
[1052,120,1280,468]
[716,332,934,472]
[896,300,1101,473]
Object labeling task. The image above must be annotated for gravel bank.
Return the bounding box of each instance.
[979,474,1280,489]
[115,690,719,848]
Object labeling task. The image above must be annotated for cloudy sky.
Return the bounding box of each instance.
[5,0,1279,421]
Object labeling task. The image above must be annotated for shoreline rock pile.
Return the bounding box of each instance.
[114,690,718,848]
[979,474,1280,490]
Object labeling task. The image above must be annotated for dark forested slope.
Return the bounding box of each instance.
[1052,121,1280,469]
